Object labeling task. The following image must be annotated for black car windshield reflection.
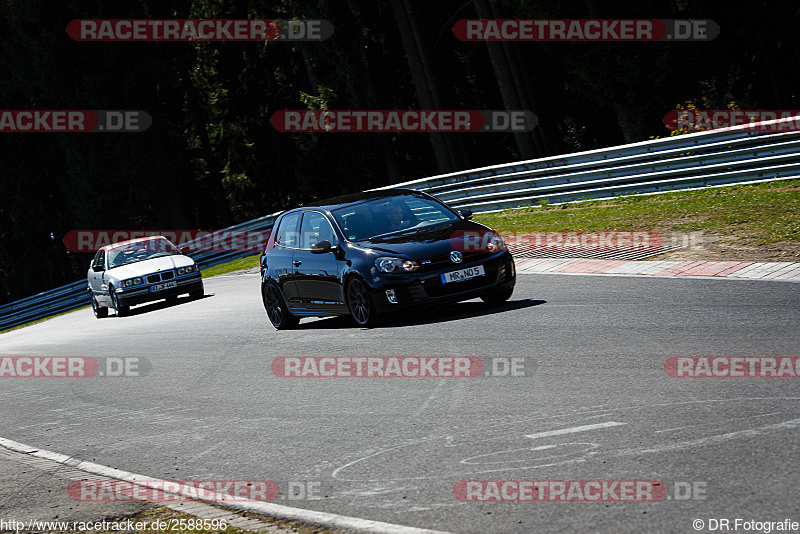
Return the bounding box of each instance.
[331,194,460,241]
[107,238,179,268]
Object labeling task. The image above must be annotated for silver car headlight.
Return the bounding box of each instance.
[375,257,419,273]
[121,278,141,287]
[178,265,197,275]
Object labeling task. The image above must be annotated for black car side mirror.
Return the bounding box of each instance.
[92,265,105,272]
[459,209,473,220]
[310,240,333,254]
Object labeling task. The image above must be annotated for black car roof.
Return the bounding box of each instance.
[293,188,424,212]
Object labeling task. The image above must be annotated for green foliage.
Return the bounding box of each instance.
[299,86,336,111]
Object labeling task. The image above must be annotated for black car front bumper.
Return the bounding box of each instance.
[369,250,515,314]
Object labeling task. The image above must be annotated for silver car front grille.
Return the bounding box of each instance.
[146,271,175,284]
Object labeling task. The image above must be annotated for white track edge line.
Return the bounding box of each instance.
[0,436,452,534]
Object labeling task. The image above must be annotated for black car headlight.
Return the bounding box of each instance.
[486,233,507,253]
[177,265,197,275]
[375,257,419,273]
[121,277,142,287]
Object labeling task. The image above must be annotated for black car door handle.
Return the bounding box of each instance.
[293,260,302,266]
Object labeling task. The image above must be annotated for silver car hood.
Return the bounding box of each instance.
[107,255,194,280]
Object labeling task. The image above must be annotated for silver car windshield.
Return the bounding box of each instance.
[107,238,179,269]
[332,194,459,241]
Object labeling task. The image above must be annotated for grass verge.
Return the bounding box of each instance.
[472,179,800,245]
[200,254,261,278]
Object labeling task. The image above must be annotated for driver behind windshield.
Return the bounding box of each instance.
[385,200,411,232]
[107,238,178,268]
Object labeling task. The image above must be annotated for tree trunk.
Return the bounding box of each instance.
[473,0,537,160]
[613,102,639,144]
[392,0,455,173]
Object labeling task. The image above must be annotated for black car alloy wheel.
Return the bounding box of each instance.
[346,277,377,327]
[263,283,299,329]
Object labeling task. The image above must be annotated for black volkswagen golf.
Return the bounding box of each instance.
[260,189,515,328]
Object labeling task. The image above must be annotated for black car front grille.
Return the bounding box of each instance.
[419,250,494,272]
[160,271,174,280]
[147,274,161,284]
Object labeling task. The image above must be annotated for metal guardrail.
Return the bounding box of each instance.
[382,119,800,212]
[2,118,799,330]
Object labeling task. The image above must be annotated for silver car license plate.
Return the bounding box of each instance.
[150,281,178,292]
[440,265,485,284]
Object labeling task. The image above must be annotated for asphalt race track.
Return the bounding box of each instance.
[1,272,799,533]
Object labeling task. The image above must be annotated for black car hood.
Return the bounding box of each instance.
[353,220,492,259]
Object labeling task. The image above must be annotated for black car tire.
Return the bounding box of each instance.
[109,285,130,317]
[90,292,108,319]
[262,282,299,330]
[346,277,380,328]
[480,286,514,305]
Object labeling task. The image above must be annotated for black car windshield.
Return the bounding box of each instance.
[332,194,460,241]
[107,238,180,269]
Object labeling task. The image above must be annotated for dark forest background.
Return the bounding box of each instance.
[1,0,798,305]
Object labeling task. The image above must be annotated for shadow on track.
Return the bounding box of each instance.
[294,298,547,330]
[112,294,213,318]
